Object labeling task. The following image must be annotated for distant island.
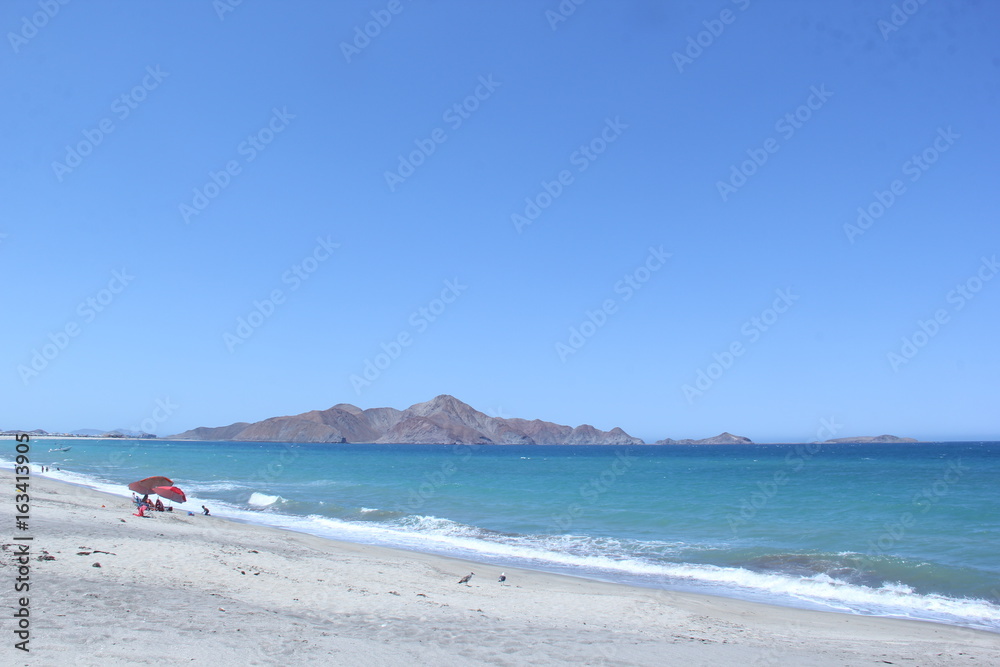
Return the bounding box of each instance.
[655,432,753,445]
[819,435,918,444]
[167,394,758,446]
[168,395,644,445]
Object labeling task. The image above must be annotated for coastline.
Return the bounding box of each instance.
[3,470,998,665]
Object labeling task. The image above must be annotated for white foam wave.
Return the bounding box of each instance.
[879,581,915,595]
[248,492,283,507]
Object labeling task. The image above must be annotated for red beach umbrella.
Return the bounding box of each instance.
[151,486,187,504]
[128,476,173,495]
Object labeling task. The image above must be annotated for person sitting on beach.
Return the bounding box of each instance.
[133,504,147,518]
[132,493,140,504]
[154,499,164,512]
[202,505,210,516]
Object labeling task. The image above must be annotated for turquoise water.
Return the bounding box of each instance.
[9,439,1000,631]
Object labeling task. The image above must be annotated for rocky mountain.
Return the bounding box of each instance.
[821,435,917,444]
[655,432,753,445]
[173,422,252,441]
[167,395,645,445]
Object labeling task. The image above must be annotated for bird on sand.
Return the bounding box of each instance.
[498,573,506,584]
[457,572,474,585]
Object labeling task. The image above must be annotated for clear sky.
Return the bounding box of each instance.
[3,1,998,442]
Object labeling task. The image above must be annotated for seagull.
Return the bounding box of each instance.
[498,573,506,584]
[457,572,474,585]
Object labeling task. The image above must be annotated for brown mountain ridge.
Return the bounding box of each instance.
[168,395,648,445]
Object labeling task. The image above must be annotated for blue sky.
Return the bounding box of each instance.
[3,0,997,442]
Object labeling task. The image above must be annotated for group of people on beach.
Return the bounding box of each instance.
[132,493,168,516]
[131,493,210,518]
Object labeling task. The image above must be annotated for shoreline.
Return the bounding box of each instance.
[3,470,999,665]
[7,446,1000,633]
[9,456,1000,630]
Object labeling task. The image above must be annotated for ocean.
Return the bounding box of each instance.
[8,438,1000,632]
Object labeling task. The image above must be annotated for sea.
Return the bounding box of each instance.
[6,438,1000,632]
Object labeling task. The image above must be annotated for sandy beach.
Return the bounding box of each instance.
[2,470,998,666]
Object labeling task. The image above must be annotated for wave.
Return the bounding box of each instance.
[354,507,408,521]
[247,492,284,507]
[184,481,244,493]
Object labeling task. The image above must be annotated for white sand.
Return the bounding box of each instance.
[2,470,998,666]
